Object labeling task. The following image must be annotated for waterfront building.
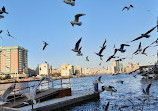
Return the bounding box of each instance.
[83,68,107,75]
[75,65,82,74]
[39,62,49,76]
[0,46,28,78]
[126,62,140,73]
[61,63,74,77]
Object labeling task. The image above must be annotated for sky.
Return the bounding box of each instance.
[0,0,158,69]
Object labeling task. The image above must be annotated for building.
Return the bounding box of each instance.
[112,60,123,73]
[126,62,140,73]
[0,46,28,78]
[61,63,74,77]
[39,62,49,76]
[75,65,82,74]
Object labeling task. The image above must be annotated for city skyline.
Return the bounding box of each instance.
[0,0,157,69]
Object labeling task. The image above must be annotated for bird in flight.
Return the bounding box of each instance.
[42,41,48,51]
[106,55,115,62]
[130,25,157,42]
[86,56,89,61]
[70,14,86,27]
[0,30,3,40]
[149,38,158,46]
[122,5,134,11]
[96,46,106,60]
[0,15,4,19]
[142,83,151,97]
[98,76,103,83]
[0,6,9,14]
[133,42,142,55]
[72,37,82,53]
[141,46,150,56]
[63,0,75,6]
[117,44,130,53]
[7,30,16,39]
[116,58,126,62]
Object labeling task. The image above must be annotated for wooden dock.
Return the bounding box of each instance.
[18,91,100,111]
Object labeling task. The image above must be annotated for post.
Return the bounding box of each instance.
[31,100,34,111]
[61,79,62,88]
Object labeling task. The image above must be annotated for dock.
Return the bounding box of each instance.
[19,91,100,111]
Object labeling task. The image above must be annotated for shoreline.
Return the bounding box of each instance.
[0,73,114,84]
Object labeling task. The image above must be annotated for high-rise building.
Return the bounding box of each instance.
[0,46,28,78]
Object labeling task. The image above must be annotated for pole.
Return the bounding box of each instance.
[31,100,34,111]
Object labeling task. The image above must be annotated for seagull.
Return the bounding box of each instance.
[86,56,89,61]
[100,39,106,49]
[0,30,3,40]
[7,30,16,39]
[76,47,83,56]
[96,46,106,58]
[0,83,16,105]
[63,0,75,6]
[42,41,48,51]
[116,58,126,62]
[103,102,110,111]
[133,42,142,55]
[141,46,150,56]
[72,37,82,53]
[142,83,151,99]
[122,5,134,11]
[130,26,157,42]
[22,77,46,105]
[70,14,86,27]
[117,44,130,53]
[102,86,117,92]
[99,62,102,66]
[0,6,9,14]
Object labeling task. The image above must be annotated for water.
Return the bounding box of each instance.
[0,74,158,111]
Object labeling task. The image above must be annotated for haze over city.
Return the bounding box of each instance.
[0,0,158,69]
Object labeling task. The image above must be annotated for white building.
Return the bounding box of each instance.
[39,62,49,76]
[61,63,74,77]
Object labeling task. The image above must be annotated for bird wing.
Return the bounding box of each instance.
[2,6,5,12]
[75,14,85,22]
[120,44,130,49]
[122,7,128,11]
[131,36,143,42]
[1,83,16,101]
[145,26,157,35]
[79,47,82,51]
[75,37,82,50]
[142,46,150,53]
[146,83,151,95]
[102,39,106,47]
[113,49,118,55]
[105,102,110,111]
[98,76,101,82]
[99,47,105,54]
[138,42,141,49]
[43,43,47,51]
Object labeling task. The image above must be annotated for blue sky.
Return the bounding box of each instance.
[0,0,158,69]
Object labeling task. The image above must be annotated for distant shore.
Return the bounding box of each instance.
[0,74,113,84]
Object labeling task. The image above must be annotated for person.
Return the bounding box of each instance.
[93,80,98,92]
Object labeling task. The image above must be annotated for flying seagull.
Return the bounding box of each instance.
[96,46,106,58]
[0,15,4,19]
[149,38,158,46]
[0,30,3,40]
[7,30,16,39]
[72,37,82,53]
[63,0,75,6]
[116,58,126,62]
[99,62,102,66]
[76,47,83,56]
[142,83,151,97]
[0,6,9,14]
[98,76,102,83]
[133,42,142,55]
[100,39,106,49]
[42,41,48,51]
[141,46,150,56]
[70,14,86,27]
[86,56,89,61]
[106,55,115,62]
[117,44,130,53]
[130,26,157,42]
[122,5,134,11]
[0,83,16,105]
[103,102,110,111]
